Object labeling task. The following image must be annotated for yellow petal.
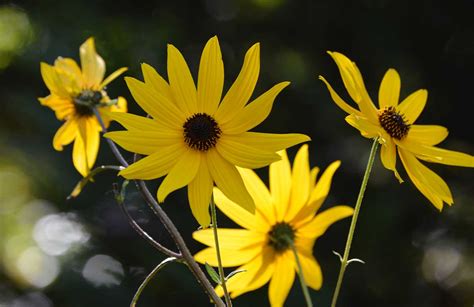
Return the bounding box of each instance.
[72,121,88,177]
[286,145,311,222]
[268,250,295,307]
[193,228,265,250]
[380,140,403,183]
[119,144,184,179]
[207,149,255,213]
[215,43,260,123]
[407,125,449,146]
[125,77,185,128]
[53,117,77,151]
[54,57,82,91]
[100,67,128,89]
[213,187,267,232]
[318,75,360,115]
[40,63,69,97]
[222,132,310,153]
[141,63,173,99]
[397,139,474,167]
[157,149,201,202]
[106,112,162,131]
[39,95,74,120]
[108,96,127,113]
[79,37,105,89]
[104,130,182,155]
[299,206,354,238]
[167,44,198,114]
[378,69,400,109]
[238,168,275,226]
[294,251,322,290]
[188,161,213,227]
[310,167,320,189]
[345,114,384,139]
[221,82,290,134]
[397,89,427,124]
[193,246,260,267]
[85,117,101,169]
[197,36,224,115]
[398,148,453,210]
[270,150,292,221]
[216,137,281,169]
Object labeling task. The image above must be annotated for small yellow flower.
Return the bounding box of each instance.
[319,52,474,210]
[39,37,127,176]
[105,36,309,226]
[193,145,353,306]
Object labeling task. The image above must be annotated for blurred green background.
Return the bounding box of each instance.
[1,0,473,306]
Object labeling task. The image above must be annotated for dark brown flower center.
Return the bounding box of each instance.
[268,222,295,252]
[73,90,103,117]
[379,106,410,140]
[183,113,221,151]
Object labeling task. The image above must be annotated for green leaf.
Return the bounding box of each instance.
[225,269,246,281]
[204,262,221,285]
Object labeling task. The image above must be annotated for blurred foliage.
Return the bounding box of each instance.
[0,0,473,306]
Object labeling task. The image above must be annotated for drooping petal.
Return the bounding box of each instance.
[397,89,427,124]
[238,168,275,226]
[407,125,449,146]
[294,251,322,290]
[318,75,360,115]
[79,37,105,89]
[141,63,173,100]
[207,149,255,213]
[157,148,201,202]
[84,117,101,169]
[345,114,384,140]
[72,121,88,176]
[188,161,213,226]
[125,77,185,128]
[213,187,268,232]
[197,36,224,115]
[215,43,260,123]
[193,228,265,250]
[222,132,310,153]
[194,246,260,267]
[298,206,354,239]
[398,148,453,210]
[167,44,198,114]
[378,69,401,109]
[221,82,290,134]
[53,117,78,151]
[286,145,311,222]
[100,67,128,89]
[216,136,281,168]
[40,63,70,98]
[397,139,474,167]
[119,144,185,179]
[106,112,163,131]
[380,140,403,183]
[104,130,182,155]
[268,250,295,307]
[270,150,292,221]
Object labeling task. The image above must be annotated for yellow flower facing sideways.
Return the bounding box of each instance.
[193,145,353,307]
[319,52,474,210]
[105,36,310,226]
[39,37,127,176]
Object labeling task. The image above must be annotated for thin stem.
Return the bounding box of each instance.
[289,241,313,307]
[131,257,177,307]
[93,108,225,307]
[210,196,232,307]
[331,138,379,307]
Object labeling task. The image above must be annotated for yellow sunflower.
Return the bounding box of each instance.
[39,37,127,176]
[193,145,353,306]
[105,36,309,226]
[319,52,474,210]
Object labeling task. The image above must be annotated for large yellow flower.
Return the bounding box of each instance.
[319,52,474,210]
[105,36,309,226]
[39,37,127,176]
[193,145,353,306]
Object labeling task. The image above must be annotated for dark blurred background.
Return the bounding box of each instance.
[1,0,473,306]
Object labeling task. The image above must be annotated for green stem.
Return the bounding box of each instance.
[331,138,379,307]
[289,241,313,307]
[210,196,232,307]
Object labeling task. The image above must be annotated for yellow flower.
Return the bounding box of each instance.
[319,52,474,210]
[193,145,353,306]
[105,36,310,226]
[39,37,127,176]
